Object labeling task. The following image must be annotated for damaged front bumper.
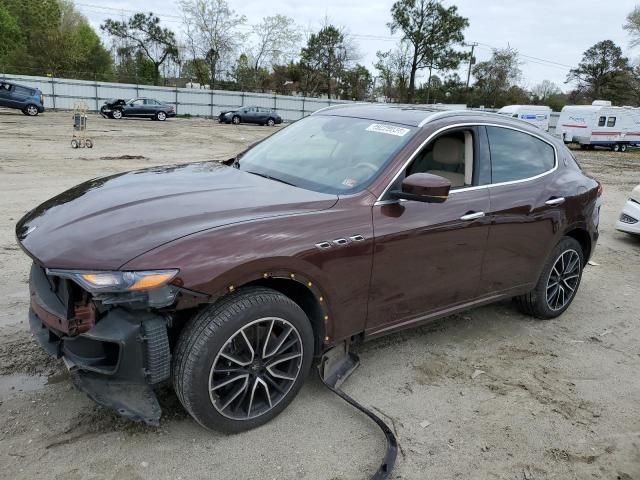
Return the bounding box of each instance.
[29,265,171,426]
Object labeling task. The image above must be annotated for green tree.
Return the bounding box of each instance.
[300,25,357,99]
[624,6,640,47]
[388,0,468,103]
[101,12,178,85]
[0,5,23,69]
[182,58,211,86]
[566,40,632,104]
[340,63,372,100]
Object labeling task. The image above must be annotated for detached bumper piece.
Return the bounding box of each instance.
[29,305,170,426]
[319,344,398,480]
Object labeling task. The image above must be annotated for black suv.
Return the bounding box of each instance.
[0,80,45,116]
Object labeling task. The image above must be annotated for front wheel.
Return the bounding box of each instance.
[514,237,584,319]
[112,108,123,119]
[267,118,275,127]
[172,287,314,433]
[24,104,39,116]
[232,115,240,125]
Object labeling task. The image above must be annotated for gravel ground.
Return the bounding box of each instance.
[0,110,638,480]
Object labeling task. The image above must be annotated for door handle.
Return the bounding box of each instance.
[545,197,565,206]
[460,211,485,221]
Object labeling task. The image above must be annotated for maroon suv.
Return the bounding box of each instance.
[17,105,600,432]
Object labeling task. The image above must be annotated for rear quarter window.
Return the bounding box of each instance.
[487,126,555,183]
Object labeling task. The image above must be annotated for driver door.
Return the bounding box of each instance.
[366,126,492,335]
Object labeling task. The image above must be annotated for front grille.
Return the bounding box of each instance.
[620,213,638,224]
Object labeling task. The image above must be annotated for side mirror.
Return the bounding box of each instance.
[390,173,451,203]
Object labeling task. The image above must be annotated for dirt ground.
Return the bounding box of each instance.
[0,110,639,480]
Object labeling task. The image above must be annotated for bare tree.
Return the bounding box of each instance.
[531,80,561,103]
[624,6,640,47]
[179,0,246,88]
[248,15,301,72]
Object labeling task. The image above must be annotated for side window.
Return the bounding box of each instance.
[487,126,555,183]
[131,99,144,106]
[405,129,474,189]
[607,117,616,127]
[598,116,606,127]
[13,86,30,96]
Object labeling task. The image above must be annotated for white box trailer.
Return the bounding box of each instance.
[556,101,640,152]
[497,105,552,131]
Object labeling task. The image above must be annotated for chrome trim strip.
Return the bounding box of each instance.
[376,122,559,202]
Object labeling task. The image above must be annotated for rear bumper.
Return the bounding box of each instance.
[28,266,171,425]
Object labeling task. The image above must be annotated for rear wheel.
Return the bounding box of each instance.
[267,118,275,127]
[620,144,628,152]
[612,144,620,152]
[156,111,167,121]
[514,237,584,319]
[172,287,314,433]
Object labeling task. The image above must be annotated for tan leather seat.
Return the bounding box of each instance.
[428,137,465,187]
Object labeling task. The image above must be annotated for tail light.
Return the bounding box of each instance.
[40,94,44,105]
[596,180,603,197]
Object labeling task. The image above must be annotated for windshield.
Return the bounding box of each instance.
[237,115,416,194]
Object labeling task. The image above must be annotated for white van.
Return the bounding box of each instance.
[497,105,552,131]
[556,101,640,152]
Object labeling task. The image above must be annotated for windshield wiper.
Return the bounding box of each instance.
[245,170,297,187]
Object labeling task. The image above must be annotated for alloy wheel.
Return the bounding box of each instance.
[27,105,38,116]
[208,317,303,420]
[112,109,122,119]
[157,111,166,121]
[546,249,580,311]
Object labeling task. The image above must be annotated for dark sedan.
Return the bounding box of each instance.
[219,105,282,126]
[100,97,176,121]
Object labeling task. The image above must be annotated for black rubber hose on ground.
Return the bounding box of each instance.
[318,366,398,480]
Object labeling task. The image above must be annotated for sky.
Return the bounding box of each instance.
[76,0,640,92]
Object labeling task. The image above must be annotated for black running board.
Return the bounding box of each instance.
[318,344,398,480]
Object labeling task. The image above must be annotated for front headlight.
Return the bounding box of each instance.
[47,269,178,293]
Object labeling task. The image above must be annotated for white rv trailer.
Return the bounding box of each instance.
[556,101,640,152]
[497,105,552,131]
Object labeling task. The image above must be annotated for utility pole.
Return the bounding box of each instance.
[465,42,478,89]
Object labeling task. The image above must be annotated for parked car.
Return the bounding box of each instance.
[0,80,45,116]
[616,184,640,236]
[17,105,601,432]
[100,97,176,121]
[219,105,282,126]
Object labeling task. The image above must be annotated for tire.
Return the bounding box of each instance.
[70,139,78,149]
[24,104,39,116]
[514,236,584,319]
[232,115,241,125]
[613,144,620,152]
[112,108,123,119]
[172,287,314,433]
[156,111,167,121]
[620,144,627,152]
[267,118,275,127]
[85,139,93,148]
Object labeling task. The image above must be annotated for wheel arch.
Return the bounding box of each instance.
[564,227,592,261]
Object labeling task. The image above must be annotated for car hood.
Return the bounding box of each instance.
[16,162,338,270]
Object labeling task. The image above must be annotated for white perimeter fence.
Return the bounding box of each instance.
[0,72,561,130]
[0,73,352,122]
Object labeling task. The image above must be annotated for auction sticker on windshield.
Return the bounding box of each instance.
[366,123,411,137]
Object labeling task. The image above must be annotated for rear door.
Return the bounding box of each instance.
[479,125,561,295]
